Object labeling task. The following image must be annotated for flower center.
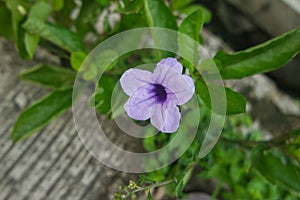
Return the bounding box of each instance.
[152,84,167,103]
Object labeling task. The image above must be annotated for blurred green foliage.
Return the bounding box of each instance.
[1,0,299,199]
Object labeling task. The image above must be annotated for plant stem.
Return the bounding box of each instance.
[221,128,300,149]
[129,179,175,195]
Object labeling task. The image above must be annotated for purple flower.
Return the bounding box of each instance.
[120,58,195,133]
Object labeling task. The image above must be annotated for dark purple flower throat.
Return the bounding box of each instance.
[152,84,167,103]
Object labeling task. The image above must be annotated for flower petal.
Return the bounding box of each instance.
[124,84,156,120]
[183,74,195,88]
[150,102,181,133]
[153,58,183,84]
[120,68,153,96]
[164,72,195,105]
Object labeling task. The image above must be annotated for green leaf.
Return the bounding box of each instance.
[11,87,73,142]
[216,28,300,79]
[96,0,110,6]
[117,0,143,14]
[180,5,211,23]
[196,79,246,115]
[171,0,193,10]
[74,0,99,39]
[147,191,152,200]
[24,33,39,59]
[175,179,184,197]
[225,87,246,115]
[92,49,119,72]
[144,0,178,57]
[71,51,87,71]
[28,2,52,19]
[144,0,177,29]
[90,75,118,114]
[6,0,27,39]
[118,13,147,31]
[0,2,13,39]
[253,151,300,193]
[6,0,30,59]
[23,18,85,52]
[52,0,64,11]
[78,49,119,80]
[179,9,203,42]
[178,9,204,68]
[82,64,98,80]
[6,1,51,58]
[20,64,76,88]
[24,2,52,59]
[52,0,76,27]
